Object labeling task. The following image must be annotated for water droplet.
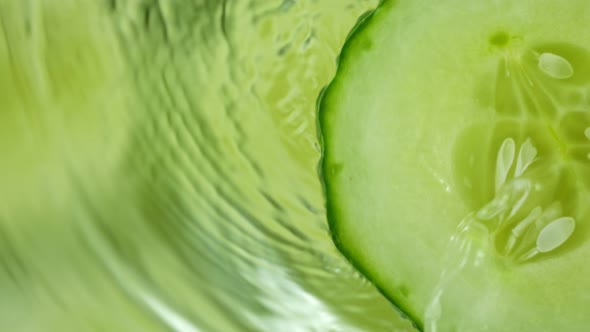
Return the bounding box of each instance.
[536,217,575,253]
[495,138,515,191]
[538,53,574,79]
[585,127,590,140]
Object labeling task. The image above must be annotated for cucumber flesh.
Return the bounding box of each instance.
[320,0,590,330]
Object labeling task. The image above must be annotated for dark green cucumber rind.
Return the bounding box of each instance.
[316,1,424,330]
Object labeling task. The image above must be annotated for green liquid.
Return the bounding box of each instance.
[0,1,415,331]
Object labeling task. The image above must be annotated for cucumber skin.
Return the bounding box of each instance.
[317,0,424,330]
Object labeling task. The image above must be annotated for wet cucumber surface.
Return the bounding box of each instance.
[320,0,590,330]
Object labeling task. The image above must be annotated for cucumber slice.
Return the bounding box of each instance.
[320,0,590,330]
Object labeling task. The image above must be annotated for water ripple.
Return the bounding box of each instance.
[0,0,416,331]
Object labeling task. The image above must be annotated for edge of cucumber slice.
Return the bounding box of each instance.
[319,0,590,330]
[316,0,423,329]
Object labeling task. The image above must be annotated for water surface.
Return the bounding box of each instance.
[0,1,417,331]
